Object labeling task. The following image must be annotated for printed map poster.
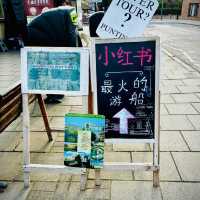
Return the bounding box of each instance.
[21,47,89,95]
[91,37,160,140]
[64,113,105,169]
[96,0,158,38]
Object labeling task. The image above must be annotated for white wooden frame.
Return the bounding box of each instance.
[90,37,160,187]
[21,47,89,96]
[21,47,90,190]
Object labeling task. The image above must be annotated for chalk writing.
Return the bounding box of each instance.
[95,39,157,139]
[134,47,152,66]
[98,46,152,67]
[129,92,144,106]
[110,95,122,106]
[101,80,113,94]
[118,79,128,93]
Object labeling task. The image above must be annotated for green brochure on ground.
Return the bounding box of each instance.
[64,113,105,169]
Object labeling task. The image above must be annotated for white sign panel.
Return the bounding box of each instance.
[21,47,89,96]
[96,0,159,38]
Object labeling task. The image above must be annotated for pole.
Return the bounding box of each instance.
[161,0,164,20]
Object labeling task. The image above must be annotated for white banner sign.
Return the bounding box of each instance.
[96,0,158,38]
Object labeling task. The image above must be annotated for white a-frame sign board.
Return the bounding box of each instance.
[21,47,89,189]
[91,37,160,186]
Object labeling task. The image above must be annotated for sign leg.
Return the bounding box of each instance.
[37,94,53,141]
[80,169,88,191]
[153,169,160,187]
[24,172,30,188]
[153,91,160,187]
[95,169,101,186]
[22,94,30,188]
[82,95,88,114]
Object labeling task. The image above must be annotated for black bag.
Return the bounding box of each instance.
[26,6,82,47]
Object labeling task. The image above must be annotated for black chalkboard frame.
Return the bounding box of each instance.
[91,37,160,144]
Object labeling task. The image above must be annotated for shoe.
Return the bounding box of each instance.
[44,98,62,104]
[0,182,8,192]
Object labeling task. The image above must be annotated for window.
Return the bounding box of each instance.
[0,0,4,19]
[188,3,199,17]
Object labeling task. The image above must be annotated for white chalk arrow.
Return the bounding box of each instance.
[113,108,135,134]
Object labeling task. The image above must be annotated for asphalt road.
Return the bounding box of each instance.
[145,22,200,72]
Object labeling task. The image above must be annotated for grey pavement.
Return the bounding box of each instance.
[0,51,20,95]
[151,19,200,26]
[1,22,200,200]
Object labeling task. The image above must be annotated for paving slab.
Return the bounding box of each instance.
[161,79,184,86]
[31,182,57,192]
[50,146,64,153]
[160,104,168,115]
[89,152,133,180]
[132,152,180,181]
[70,106,85,113]
[86,180,111,189]
[113,143,151,152]
[0,182,30,200]
[0,152,22,181]
[53,182,110,200]
[14,153,63,182]
[104,152,131,162]
[177,85,200,93]
[50,117,64,130]
[15,117,50,132]
[172,152,200,181]
[183,78,200,86]
[160,86,180,94]
[183,72,200,79]
[53,141,64,147]
[60,96,83,106]
[160,94,175,103]
[0,132,21,151]
[111,181,162,200]
[30,102,42,117]
[27,190,54,200]
[160,74,168,80]
[196,93,200,99]
[161,182,200,200]
[31,153,63,165]
[192,103,200,113]
[171,93,200,103]
[187,115,200,130]
[182,131,200,151]
[166,72,187,80]
[160,115,195,130]
[46,105,71,117]
[165,103,198,114]
[55,136,64,142]
[16,132,57,152]
[3,116,22,132]
[51,182,70,200]
[30,153,63,182]
[160,131,189,151]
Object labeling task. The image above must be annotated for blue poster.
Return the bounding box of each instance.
[27,51,80,91]
[64,113,105,169]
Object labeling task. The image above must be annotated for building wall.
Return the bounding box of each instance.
[181,0,200,20]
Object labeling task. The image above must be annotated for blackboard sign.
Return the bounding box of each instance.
[92,37,160,139]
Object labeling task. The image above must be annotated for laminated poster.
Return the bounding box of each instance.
[64,113,105,168]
